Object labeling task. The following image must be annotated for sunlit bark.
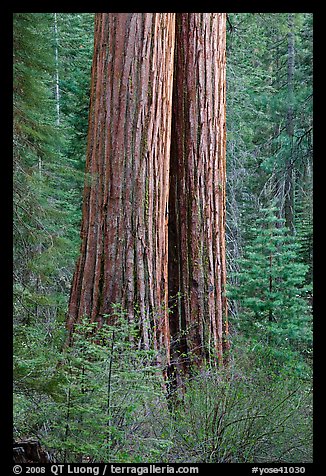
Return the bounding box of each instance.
[67,13,176,366]
[67,12,228,381]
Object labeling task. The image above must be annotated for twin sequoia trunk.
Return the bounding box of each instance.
[67,13,175,362]
[169,14,228,378]
[67,13,228,373]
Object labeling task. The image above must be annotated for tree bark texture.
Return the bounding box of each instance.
[168,13,228,375]
[67,13,176,364]
[67,12,229,378]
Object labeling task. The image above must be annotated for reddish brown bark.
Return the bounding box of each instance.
[168,13,228,377]
[67,13,176,364]
[67,12,229,382]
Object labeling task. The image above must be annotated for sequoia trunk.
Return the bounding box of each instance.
[67,13,176,365]
[67,12,228,380]
[168,13,228,379]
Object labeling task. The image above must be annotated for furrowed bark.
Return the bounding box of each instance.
[168,13,228,376]
[67,13,175,366]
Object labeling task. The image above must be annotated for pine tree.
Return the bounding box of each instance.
[228,205,312,355]
[13,13,96,448]
[13,13,61,324]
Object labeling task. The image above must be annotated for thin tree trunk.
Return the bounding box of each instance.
[106,330,115,459]
[168,13,228,377]
[285,13,295,233]
[67,14,176,368]
[54,13,60,127]
[268,254,274,322]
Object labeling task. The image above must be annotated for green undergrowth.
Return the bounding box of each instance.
[164,335,312,463]
[13,312,312,463]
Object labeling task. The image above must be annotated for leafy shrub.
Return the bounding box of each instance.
[165,363,312,463]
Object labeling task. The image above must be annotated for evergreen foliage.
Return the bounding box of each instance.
[13,12,94,326]
[14,309,171,463]
[50,314,166,462]
[228,206,312,372]
[226,13,313,280]
[13,12,63,325]
[13,311,313,463]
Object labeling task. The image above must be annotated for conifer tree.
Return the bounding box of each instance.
[229,205,312,354]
